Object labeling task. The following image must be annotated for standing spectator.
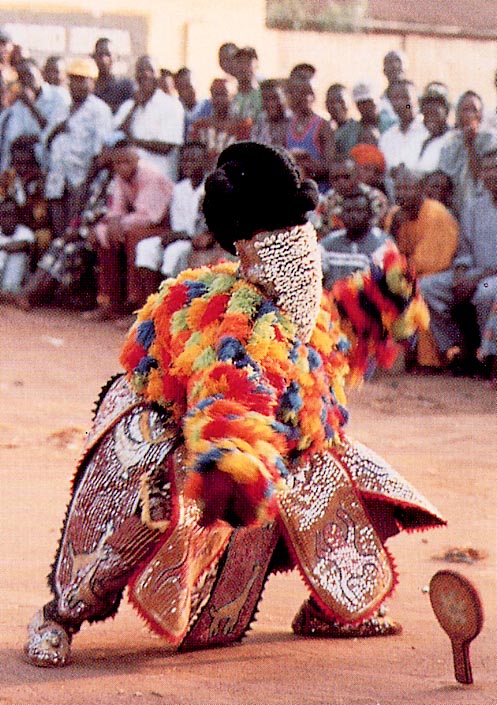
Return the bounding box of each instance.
[42,56,70,107]
[231,46,262,121]
[158,68,176,96]
[289,63,316,82]
[325,83,356,156]
[0,27,19,107]
[378,79,428,196]
[0,58,69,171]
[416,82,453,174]
[114,55,184,182]
[218,42,239,78]
[44,58,112,236]
[320,193,393,290]
[391,168,459,368]
[287,76,334,192]
[92,37,136,114]
[379,49,407,125]
[250,79,291,148]
[86,140,174,320]
[0,198,34,297]
[438,90,497,216]
[173,67,210,138]
[352,81,394,140]
[189,78,252,168]
[419,146,497,367]
[43,56,66,87]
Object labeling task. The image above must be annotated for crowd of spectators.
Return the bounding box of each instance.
[0,27,495,379]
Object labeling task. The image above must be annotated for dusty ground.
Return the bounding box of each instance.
[0,305,495,705]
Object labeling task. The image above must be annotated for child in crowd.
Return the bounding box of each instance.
[0,198,34,297]
[135,141,211,281]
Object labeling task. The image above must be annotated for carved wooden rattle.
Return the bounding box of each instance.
[429,570,483,684]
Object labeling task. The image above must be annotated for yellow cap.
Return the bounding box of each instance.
[67,57,99,79]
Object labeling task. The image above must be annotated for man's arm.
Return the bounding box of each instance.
[17,89,47,130]
[314,119,335,181]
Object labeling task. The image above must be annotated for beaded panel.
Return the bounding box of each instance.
[182,522,280,650]
[278,452,394,622]
[338,439,445,528]
[84,375,144,453]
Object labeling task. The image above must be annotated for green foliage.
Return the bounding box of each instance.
[267,0,369,33]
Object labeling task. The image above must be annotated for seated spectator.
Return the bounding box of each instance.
[438,90,497,217]
[320,192,393,290]
[390,168,459,369]
[378,79,428,197]
[0,198,34,298]
[416,82,453,174]
[318,156,388,236]
[16,144,114,312]
[421,170,455,214]
[189,78,252,169]
[92,37,136,114]
[250,79,292,148]
[287,76,334,192]
[135,141,209,282]
[419,146,497,370]
[350,143,387,194]
[1,135,50,258]
[45,58,112,236]
[114,55,184,181]
[0,57,69,172]
[185,228,234,270]
[477,296,496,380]
[173,67,210,139]
[230,46,262,121]
[85,140,174,320]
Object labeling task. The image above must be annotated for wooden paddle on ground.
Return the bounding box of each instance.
[429,570,484,684]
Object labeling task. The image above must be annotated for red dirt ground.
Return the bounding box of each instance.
[1,306,495,705]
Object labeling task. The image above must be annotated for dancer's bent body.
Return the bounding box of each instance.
[25,143,444,667]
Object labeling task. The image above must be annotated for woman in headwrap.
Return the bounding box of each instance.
[25,143,444,667]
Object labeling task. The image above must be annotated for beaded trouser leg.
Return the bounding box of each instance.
[291,597,402,638]
[25,512,164,667]
[24,416,173,667]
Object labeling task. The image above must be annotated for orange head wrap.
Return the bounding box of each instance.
[350,144,386,174]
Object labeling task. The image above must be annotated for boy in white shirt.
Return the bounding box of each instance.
[0,199,34,296]
[135,142,209,280]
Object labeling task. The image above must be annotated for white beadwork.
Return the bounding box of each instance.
[237,222,322,342]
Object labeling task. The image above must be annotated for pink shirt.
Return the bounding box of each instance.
[107,160,174,232]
